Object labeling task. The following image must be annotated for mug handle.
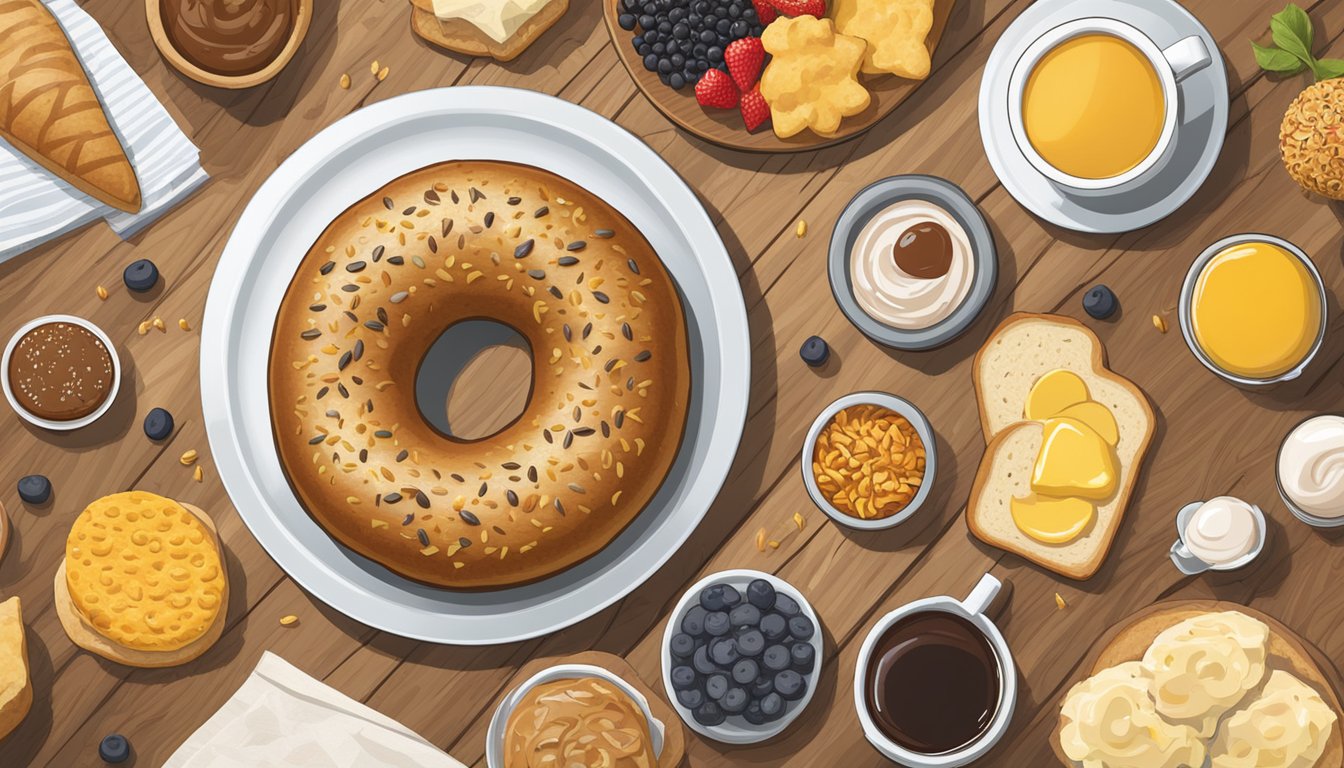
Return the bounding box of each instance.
[1162,35,1212,83]
[961,573,1002,616]
[1169,539,1211,575]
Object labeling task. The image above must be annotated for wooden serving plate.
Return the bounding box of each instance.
[147,0,314,89]
[602,0,957,153]
[495,651,686,766]
[1049,600,1344,767]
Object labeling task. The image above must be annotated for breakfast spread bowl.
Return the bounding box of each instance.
[485,663,668,768]
[802,392,937,531]
[2,314,121,432]
[829,175,997,351]
[1277,414,1344,529]
[854,573,1017,767]
[661,569,823,745]
[146,0,314,89]
[1178,233,1327,387]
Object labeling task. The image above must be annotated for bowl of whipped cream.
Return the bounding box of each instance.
[1277,414,1344,528]
[829,176,998,351]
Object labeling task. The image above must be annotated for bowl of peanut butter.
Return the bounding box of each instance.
[486,664,667,768]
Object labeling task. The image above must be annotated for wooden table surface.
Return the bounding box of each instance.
[3,1,1344,766]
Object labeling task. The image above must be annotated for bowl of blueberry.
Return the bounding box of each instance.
[662,569,822,743]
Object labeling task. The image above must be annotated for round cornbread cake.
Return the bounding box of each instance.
[269,161,691,590]
[58,492,227,666]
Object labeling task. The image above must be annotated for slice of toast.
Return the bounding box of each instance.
[408,0,570,62]
[1051,601,1344,767]
[967,313,1155,580]
[0,597,31,742]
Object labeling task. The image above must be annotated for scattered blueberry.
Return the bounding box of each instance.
[692,645,718,676]
[743,700,766,725]
[800,336,830,367]
[143,407,174,441]
[759,692,785,720]
[709,636,739,666]
[1083,284,1118,320]
[123,259,159,292]
[746,579,776,610]
[750,674,774,699]
[699,584,728,612]
[736,628,765,657]
[17,474,50,504]
[99,734,130,764]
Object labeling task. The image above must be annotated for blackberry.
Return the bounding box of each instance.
[621,0,765,90]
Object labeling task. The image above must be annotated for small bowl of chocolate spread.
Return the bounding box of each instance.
[147,0,313,89]
[3,315,121,431]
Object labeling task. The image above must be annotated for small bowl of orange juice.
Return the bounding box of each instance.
[1178,234,1327,387]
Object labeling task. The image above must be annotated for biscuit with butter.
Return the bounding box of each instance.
[760,16,871,139]
[1059,661,1205,768]
[832,0,935,79]
[408,0,570,62]
[1142,611,1268,737]
[1211,670,1336,768]
[55,492,227,668]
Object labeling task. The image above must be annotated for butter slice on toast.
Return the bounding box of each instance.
[967,313,1155,580]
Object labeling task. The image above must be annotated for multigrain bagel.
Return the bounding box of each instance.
[269,161,691,590]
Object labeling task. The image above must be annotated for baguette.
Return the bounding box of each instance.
[409,0,570,62]
[0,596,31,742]
[0,0,141,212]
[967,313,1155,580]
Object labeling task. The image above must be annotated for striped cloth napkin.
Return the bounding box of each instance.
[0,0,208,263]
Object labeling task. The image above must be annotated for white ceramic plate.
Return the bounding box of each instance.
[485,664,667,768]
[200,87,750,644]
[661,569,823,744]
[978,0,1228,233]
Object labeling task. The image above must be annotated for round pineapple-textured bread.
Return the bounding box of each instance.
[1280,78,1344,200]
[64,491,225,652]
[268,161,690,590]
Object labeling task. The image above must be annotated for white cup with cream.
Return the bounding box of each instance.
[1277,414,1344,528]
[1168,497,1266,575]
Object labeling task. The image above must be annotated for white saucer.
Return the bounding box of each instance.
[978,0,1228,234]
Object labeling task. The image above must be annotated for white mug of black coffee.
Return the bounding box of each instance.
[853,573,1017,766]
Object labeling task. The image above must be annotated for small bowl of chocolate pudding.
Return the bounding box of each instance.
[3,315,121,431]
[854,573,1017,767]
[147,0,314,89]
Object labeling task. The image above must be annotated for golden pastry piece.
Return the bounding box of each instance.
[1211,670,1336,768]
[1142,611,1269,738]
[0,597,31,742]
[1059,661,1205,768]
[0,0,140,212]
[56,491,227,668]
[759,16,871,139]
[832,0,935,79]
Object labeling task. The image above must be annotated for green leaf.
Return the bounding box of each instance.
[1271,3,1316,65]
[1253,41,1306,73]
[1312,57,1344,80]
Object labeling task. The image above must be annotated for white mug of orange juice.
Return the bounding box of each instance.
[1007,18,1211,193]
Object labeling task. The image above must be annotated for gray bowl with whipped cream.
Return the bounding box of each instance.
[829,175,998,351]
[1277,414,1344,528]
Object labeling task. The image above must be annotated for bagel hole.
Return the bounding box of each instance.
[415,320,533,441]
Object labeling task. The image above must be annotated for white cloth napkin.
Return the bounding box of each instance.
[163,652,468,768]
[0,0,208,263]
